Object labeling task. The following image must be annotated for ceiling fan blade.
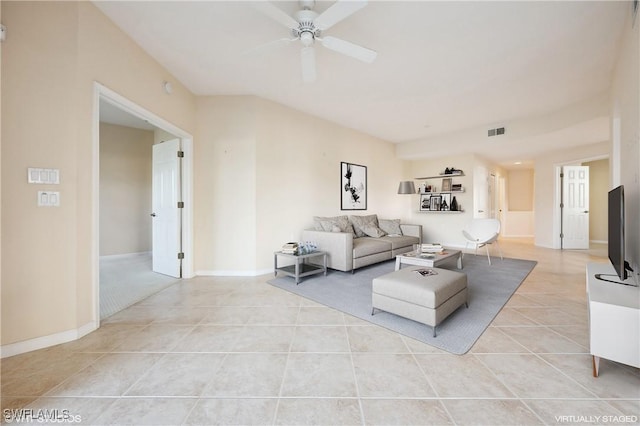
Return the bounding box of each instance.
[320,36,377,63]
[241,37,297,57]
[301,46,317,83]
[313,0,367,31]
[253,1,299,30]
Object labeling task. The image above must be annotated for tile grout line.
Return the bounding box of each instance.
[343,313,366,426]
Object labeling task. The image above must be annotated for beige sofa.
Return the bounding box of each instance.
[301,215,422,272]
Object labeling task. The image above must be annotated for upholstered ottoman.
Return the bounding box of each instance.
[371,267,468,337]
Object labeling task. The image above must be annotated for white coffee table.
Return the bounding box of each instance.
[395,249,462,271]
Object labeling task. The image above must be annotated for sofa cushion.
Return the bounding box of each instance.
[353,237,392,258]
[313,215,355,236]
[379,219,403,236]
[350,214,380,238]
[379,235,420,250]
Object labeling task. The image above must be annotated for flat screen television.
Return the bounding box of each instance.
[608,185,629,281]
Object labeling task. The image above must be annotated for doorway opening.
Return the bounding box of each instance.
[92,83,193,324]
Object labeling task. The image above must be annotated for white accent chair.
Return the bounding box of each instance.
[462,218,503,265]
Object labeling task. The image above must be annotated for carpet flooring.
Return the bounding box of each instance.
[100,252,180,319]
[268,254,536,354]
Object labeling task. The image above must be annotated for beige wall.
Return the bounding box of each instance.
[99,123,154,256]
[194,96,258,274]
[508,169,534,211]
[584,159,609,243]
[1,1,196,347]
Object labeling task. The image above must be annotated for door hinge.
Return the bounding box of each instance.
[560,233,564,239]
[177,151,184,158]
[560,172,564,178]
[178,252,184,260]
[560,203,564,208]
[177,201,184,208]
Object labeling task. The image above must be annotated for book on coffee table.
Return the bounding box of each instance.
[414,268,438,276]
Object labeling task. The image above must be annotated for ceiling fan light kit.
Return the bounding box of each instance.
[253,0,377,83]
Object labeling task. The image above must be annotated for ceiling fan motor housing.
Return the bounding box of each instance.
[293,9,320,45]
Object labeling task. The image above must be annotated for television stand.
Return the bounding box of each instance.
[587,262,640,377]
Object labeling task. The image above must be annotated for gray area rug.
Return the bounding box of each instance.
[268,255,536,354]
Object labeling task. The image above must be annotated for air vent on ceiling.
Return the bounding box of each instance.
[488,127,505,137]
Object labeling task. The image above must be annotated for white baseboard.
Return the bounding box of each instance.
[1,321,97,359]
[100,251,151,260]
[590,240,607,244]
[196,268,273,277]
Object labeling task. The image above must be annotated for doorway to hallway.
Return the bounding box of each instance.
[93,83,193,323]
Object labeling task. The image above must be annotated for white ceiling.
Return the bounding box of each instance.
[93,1,628,167]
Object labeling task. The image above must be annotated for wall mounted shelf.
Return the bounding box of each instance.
[418,210,464,214]
[416,172,465,180]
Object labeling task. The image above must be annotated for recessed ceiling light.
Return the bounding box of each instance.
[514,161,522,165]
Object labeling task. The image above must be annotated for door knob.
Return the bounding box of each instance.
[583,210,589,213]
[150,213,156,217]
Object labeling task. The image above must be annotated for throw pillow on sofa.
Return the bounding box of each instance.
[313,215,356,236]
[361,224,387,238]
[350,214,385,238]
[378,218,403,236]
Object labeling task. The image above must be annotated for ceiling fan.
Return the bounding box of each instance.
[252,0,377,83]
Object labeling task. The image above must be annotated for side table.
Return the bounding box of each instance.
[274,250,327,284]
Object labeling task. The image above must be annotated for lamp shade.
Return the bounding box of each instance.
[397,181,416,194]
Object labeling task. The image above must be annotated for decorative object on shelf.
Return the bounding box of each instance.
[451,183,463,191]
[442,178,452,192]
[397,181,416,194]
[443,167,463,175]
[420,183,427,193]
[341,162,367,210]
[441,193,451,211]
[420,194,431,211]
[450,196,459,211]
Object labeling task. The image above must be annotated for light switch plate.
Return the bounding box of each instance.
[38,191,60,207]
[28,168,60,184]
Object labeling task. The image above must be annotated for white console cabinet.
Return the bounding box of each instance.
[586,262,640,377]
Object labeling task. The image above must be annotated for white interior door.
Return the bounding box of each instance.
[152,139,182,277]
[474,165,489,218]
[562,165,590,249]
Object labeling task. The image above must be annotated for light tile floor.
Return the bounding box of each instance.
[2,239,639,425]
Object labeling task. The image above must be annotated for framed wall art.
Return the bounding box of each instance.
[341,162,367,210]
[429,195,442,211]
[442,178,452,192]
